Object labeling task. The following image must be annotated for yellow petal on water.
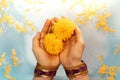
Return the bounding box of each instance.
[117,44,120,50]
[27,21,34,26]
[0,27,3,34]
[103,12,112,18]
[11,49,16,58]
[114,49,119,55]
[61,0,66,4]
[3,13,9,21]
[108,66,117,73]
[102,26,109,32]
[11,49,19,66]
[96,23,101,29]
[0,5,2,13]
[117,66,120,73]
[21,27,27,33]
[8,0,14,2]
[98,54,103,64]
[98,63,120,80]
[100,2,107,9]
[24,0,31,4]
[0,18,5,23]
[108,71,116,77]
[77,12,86,17]
[4,73,12,78]
[70,0,86,9]
[95,11,113,32]
[31,26,36,31]
[4,64,16,80]
[24,8,30,14]
[75,18,86,24]
[114,44,120,55]
[35,8,41,13]
[84,15,92,20]
[7,16,14,26]
[98,64,108,74]
[13,57,19,66]
[35,9,41,16]
[5,64,11,73]
[108,28,115,33]
[24,0,46,4]
[0,52,6,66]
[107,76,115,80]
[99,19,107,27]
[1,0,8,8]
[15,23,23,32]
[2,13,15,26]
[36,0,46,4]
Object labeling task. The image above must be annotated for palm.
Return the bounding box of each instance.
[33,18,60,67]
[33,46,59,67]
[60,36,75,66]
[60,27,85,67]
[69,42,84,60]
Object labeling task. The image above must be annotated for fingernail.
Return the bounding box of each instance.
[47,18,50,21]
[41,33,43,38]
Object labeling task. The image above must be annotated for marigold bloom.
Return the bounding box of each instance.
[52,18,76,41]
[44,34,63,55]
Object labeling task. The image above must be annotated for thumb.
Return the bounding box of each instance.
[75,26,84,44]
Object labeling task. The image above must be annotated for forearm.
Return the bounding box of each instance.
[69,75,89,80]
[33,77,53,80]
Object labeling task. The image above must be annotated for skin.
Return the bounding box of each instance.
[59,21,89,80]
[32,18,59,80]
[32,17,89,80]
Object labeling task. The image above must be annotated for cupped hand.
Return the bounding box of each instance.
[60,26,85,68]
[32,18,60,67]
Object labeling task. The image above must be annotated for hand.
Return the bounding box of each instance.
[32,18,60,67]
[60,26,85,68]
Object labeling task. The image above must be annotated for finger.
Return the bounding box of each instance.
[48,25,52,33]
[54,17,58,22]
[63,40,70,47]
[33,32,41,48]
[41,19,51,39]
[48,18,53,33]
[51,18,55,26]
[75,26,84,43]
[70,34,76,45]
[62,16,65,18]
[48,17,58,33]
[40,39,44,49]
[51,17,58,25]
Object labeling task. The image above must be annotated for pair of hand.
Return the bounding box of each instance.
[32,17,85,69]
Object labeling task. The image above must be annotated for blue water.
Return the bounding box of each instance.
[0,0,120,80]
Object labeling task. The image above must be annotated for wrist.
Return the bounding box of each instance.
[63,60,88,78]
[34,63,59,78]
[33,76,53,80]
[63,59,82,68]
[37,62,59,69]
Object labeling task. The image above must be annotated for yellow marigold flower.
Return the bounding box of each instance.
[52,18,76,41]
[44,34,63,55]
